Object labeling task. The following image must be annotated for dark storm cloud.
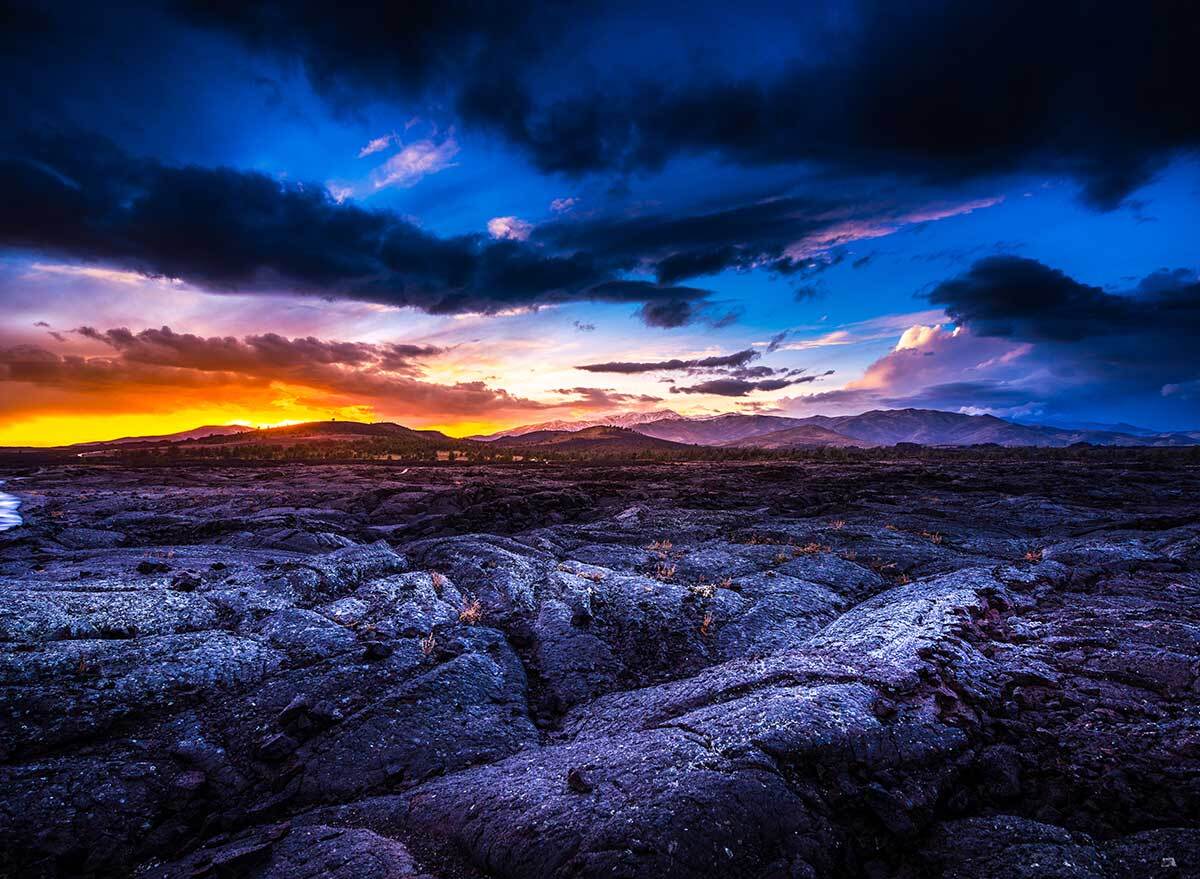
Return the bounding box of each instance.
[928,256,1200,347]
[0,132,711,326]
[576,349,760,375]
[530,194,994,286]
[76,326,443,375]
[186,0,1200,209]
[533,195,840,284]
[176,0,576,107]
[670,371,833,397]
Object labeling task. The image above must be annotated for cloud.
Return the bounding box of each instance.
[487,216,532,241]
[764,331,788,352]
[928,255,1200,345]
[551,387,662,407]
[326,183,354,204]
[0,324,624,421]
[787,258,1200,426]
[183,2,1200,209]
[0,132,713,328]
[576,348,759,374]
[358,133,395,157]
[669,371,832,397]
[550,197,578,213]
[534,193,1001,286]
[572,320,595,332]
[371,136,459,189]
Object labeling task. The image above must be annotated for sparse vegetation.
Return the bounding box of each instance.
[1024,548,1044,563]
[653,562,677,581]
[647,539,673,556]
[699,612,714,638]
[420,632,437,656]
[458,598,484,624]
[829,519,846,530]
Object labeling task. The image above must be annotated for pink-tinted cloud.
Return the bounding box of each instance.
[487,216,533,241]
[372,136,460,189]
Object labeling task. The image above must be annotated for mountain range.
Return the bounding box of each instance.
[8,408,1200,457]
[470,409,682,439]
[487,408,1200,449]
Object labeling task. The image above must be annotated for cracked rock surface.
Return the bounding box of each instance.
[0,459,1197,877]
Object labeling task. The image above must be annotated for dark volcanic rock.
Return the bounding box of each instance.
[0,457,1198,878]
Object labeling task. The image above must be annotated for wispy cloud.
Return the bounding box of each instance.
[372,136,460,190]
[550,197,578,213]
[26,263,173,287]
[357,133,396,157]
[782,197,1004,261]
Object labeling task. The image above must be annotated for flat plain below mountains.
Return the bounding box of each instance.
[0,456,1198,878]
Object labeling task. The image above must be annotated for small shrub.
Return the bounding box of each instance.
[647,539,673,556]
[420,632,437,656]
[1024,548,1043,563]
[699,612,714,638]
[654,562,677,581]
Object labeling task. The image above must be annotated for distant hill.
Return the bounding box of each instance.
[474,409,682,440]
[193,421,455,446]
[490,425,692,452]
[812,409,1200,447]
[719,424,878,449]
[71,425,249,448]
[635,413,812,445]
[809,409,1054,446]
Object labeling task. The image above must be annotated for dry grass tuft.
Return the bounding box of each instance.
[420,632,437,656]
[795,542,829,556]
[1024,548,1044,563]
[458,598,484,625]
[699,612,715,638]
[653,562,677,581]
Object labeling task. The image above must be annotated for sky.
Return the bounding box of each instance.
[1,0,1198,445]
